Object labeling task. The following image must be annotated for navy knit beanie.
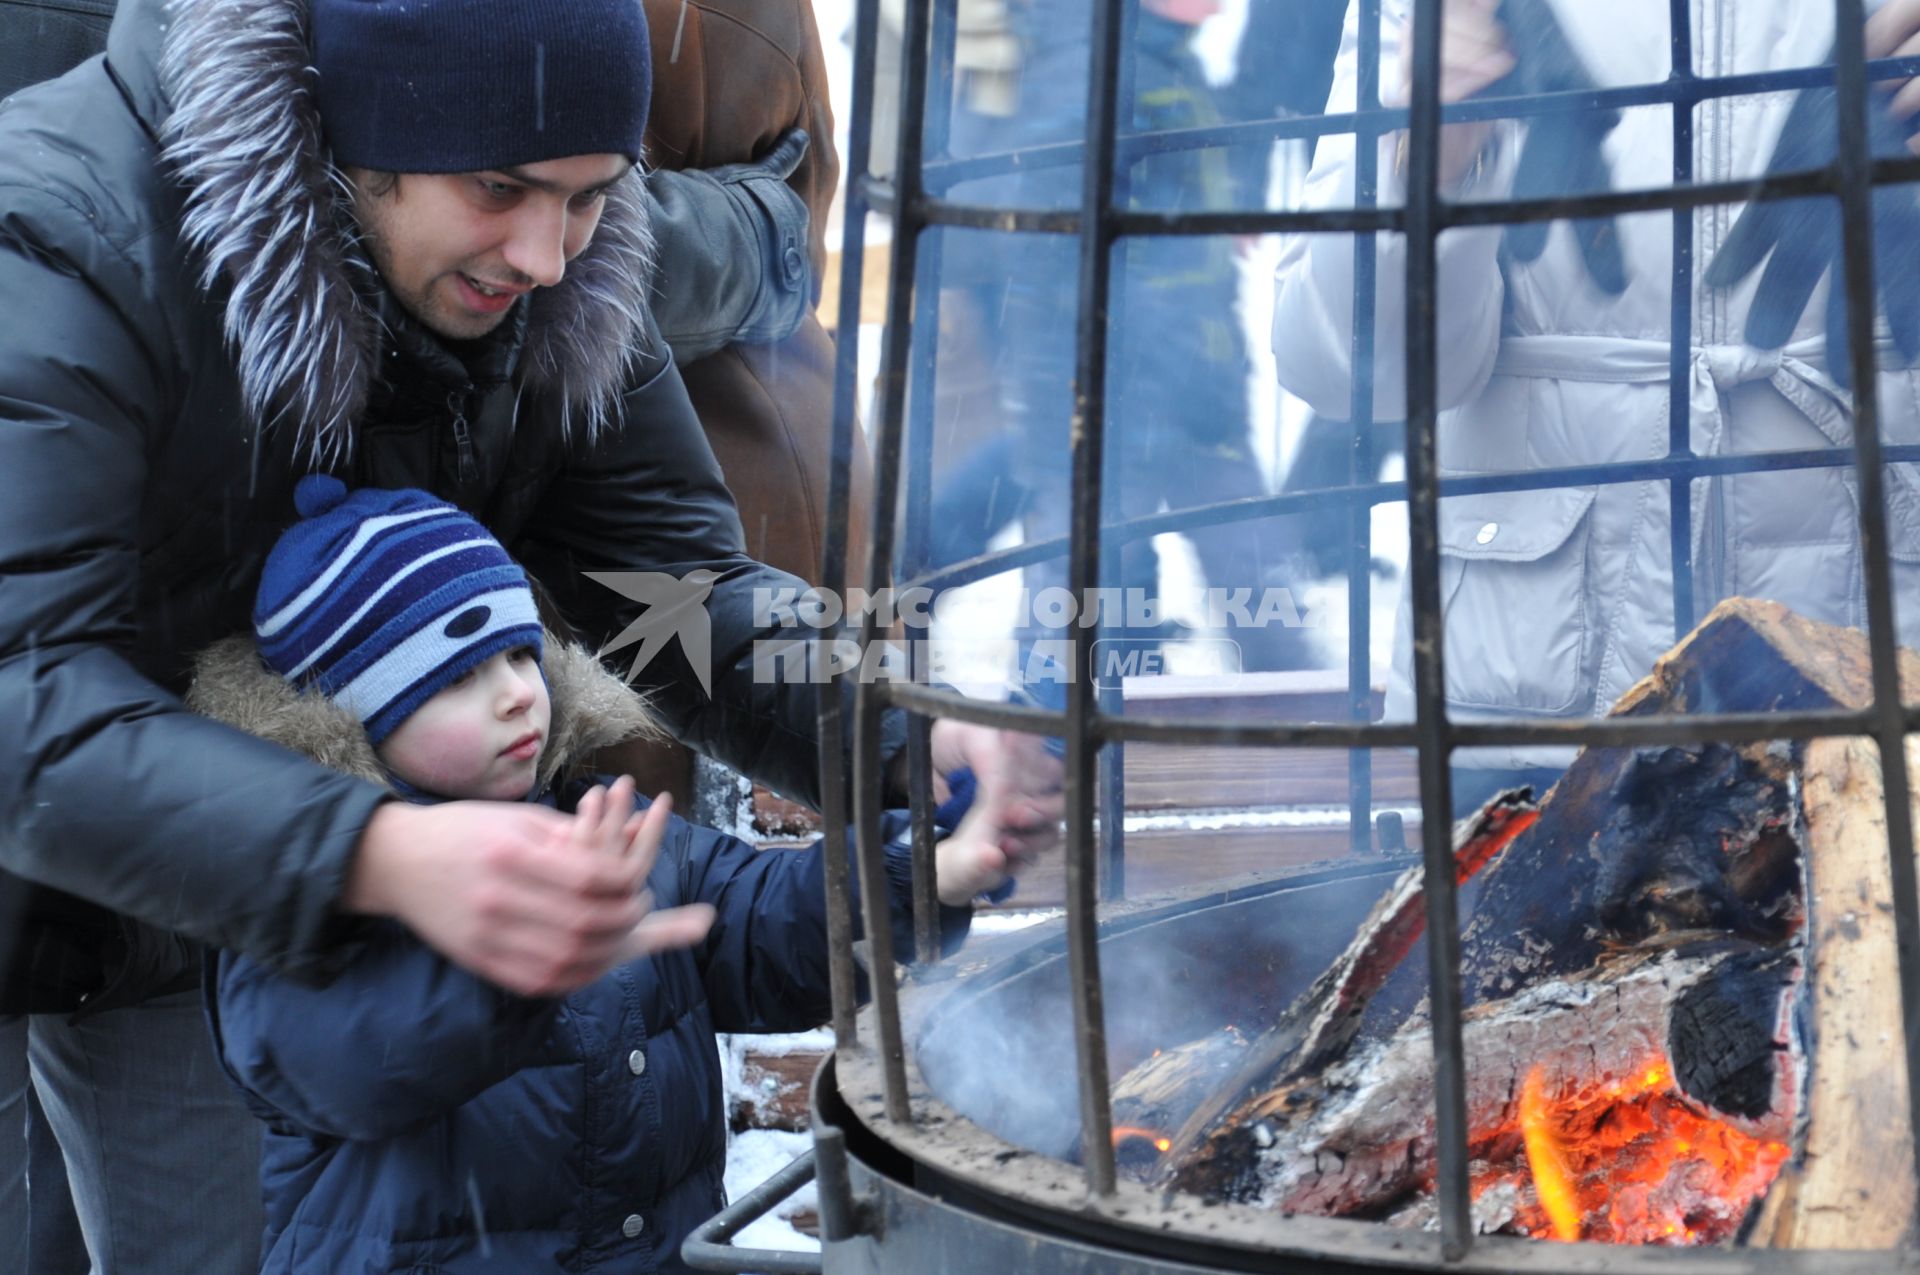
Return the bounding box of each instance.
[256,476,545,745]
[311,0,652,173]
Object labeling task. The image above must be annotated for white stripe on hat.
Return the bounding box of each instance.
[257,506,450,638]
[284,536,501,680]
[332,586,543,723]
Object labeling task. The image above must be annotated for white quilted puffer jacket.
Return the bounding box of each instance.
[1274,0,1920,767]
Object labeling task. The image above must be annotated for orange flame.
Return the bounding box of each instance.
[1495,1057,1790,1245]
[1111,1125,1173,1154]
[1520,1066,1583,1242]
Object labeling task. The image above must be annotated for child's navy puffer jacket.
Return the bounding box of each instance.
[189,637,971,1273]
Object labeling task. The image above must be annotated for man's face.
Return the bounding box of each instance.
[346,153,633,341]
[376,647,552,800]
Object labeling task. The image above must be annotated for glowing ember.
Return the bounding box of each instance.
[1491,1057,1789,1245]
[1112,1126,1172,1155]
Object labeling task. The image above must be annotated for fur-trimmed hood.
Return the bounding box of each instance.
[185,633,663,794]
[155,0,657,468]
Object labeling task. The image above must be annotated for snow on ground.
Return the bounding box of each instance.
[721,1129,821,1254]
[711,918,1061,1257]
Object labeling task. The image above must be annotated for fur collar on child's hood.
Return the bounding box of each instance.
[185,634,662,793]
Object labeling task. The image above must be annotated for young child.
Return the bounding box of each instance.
[193,476,1014,1273]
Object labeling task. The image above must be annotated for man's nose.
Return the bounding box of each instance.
[501,204,569,289]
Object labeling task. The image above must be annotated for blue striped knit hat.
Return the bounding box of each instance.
[255,476,544,744]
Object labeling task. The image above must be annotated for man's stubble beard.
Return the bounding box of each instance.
[359,227,511,344]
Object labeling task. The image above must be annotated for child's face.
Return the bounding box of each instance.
[376,647,551,800]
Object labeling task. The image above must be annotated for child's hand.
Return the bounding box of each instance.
[928,722,1065,864]
[934,800,1010,906]
[569,779,716,961]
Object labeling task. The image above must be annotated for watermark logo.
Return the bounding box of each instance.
[588,569,719,695]
[1090,637,1242,688]
[587,576,1316,690]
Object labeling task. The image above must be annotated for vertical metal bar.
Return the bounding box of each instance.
[907,717,940,965]
[852,681,910,1123]
[1098,0,1142,904]
[851,0,941,1125]
[1348,0,1385,855]
[818,0,888,1053]
[1098,714,1127,899]
[1065,0,1127,1199]
[904,0,962,963]
[1830,0,1920,1215]
[1666,0,1697,638]
[1402,0,1471,1257]
[926,0,959,167]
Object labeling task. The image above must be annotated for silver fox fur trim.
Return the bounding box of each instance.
[159,0,657,468]
[186,633,665,794]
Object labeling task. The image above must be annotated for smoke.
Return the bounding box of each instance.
[913,869,1401,1161]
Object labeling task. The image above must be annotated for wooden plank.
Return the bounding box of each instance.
[986,819,1418,909]
[1121,669,1386,725]
[1749,737,1919,1250]
[731,1048,824,1133]
[1121,746,1419,812]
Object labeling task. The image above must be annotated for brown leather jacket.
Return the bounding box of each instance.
[644,0,870,589]
[627,1,872,804]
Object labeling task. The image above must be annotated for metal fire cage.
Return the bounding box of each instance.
[689,0,1920,1268]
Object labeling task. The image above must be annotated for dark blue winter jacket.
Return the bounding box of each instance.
[192,638,972,1274]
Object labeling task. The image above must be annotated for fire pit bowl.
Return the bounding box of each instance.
[813,859,1916,1274]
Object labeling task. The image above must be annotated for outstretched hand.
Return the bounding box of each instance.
[569,779,716,964]
[929,720,1065,870]
[344,779,712,998]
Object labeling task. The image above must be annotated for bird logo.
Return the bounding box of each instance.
[586,569,721,696]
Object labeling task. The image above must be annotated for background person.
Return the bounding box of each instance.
[1270,0,1920,811]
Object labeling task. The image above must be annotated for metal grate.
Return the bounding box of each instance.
[819,0,1920,1259]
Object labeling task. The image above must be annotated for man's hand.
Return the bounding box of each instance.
[344,784,704,997]
[929,720,1065,867]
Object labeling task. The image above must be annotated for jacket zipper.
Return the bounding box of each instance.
[448,392,479,486]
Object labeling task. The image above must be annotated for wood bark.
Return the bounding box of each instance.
[1128,601,1920,1245]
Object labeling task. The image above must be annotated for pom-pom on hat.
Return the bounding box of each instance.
[310,0,653,174]
[256,476,544,744]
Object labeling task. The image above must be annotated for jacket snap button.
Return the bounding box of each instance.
[628,1049,646,1077]
[782,243,805,287]
[623,1214,645,1238]
[1475,522,1499,545]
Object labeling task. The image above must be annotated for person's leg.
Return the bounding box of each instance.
[28,1077,90,1273]
[0,1015,86,1275]
[1,1015,27,1275]
[30,988,264,1275]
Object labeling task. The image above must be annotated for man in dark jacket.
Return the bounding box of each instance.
[0,0,1062,1269]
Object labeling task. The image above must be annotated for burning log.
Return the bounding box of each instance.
[1125,600,1920,1248]
[1163,937,1796,1233]
[1145,794,1540,1179]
